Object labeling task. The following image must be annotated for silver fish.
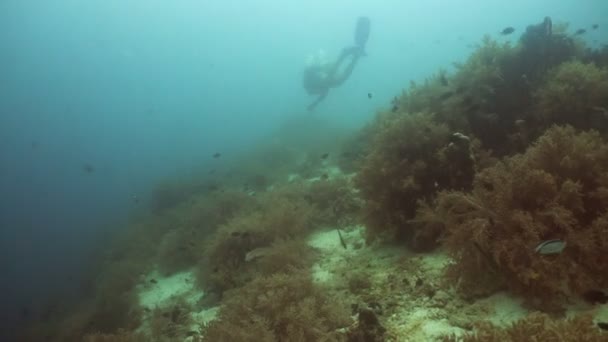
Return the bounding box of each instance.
[535,239,566,255]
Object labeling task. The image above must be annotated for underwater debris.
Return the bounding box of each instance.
[534,239,566,255]
[212,152,221,158]
[500,27,515,35]
[582,289,608,304]
[575,28,587,35]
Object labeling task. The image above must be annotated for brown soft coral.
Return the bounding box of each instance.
[433,125,608,308]
[536,61,608,131]
[201,271,351,342]
[356,111,477,250]
[197,186,318,293]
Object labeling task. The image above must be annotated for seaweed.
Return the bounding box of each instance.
[201,271,351,341]
[196,186,318,293]
[433,126,608,308]
[535,61,608,131]
[355,111,476,249]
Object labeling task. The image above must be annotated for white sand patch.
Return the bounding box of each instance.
[192,306,219,326]
[480,292,527,326]
[308,226,366,284]
[391,306,462,341]
[138,269,201,309]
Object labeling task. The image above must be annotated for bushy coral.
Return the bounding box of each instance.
[201,271,351,341]
[535,61,608,131]
[197,186,318,293]
[356,111,476,249]
[429,125,608,308]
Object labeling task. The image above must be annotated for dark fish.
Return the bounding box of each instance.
[534,239,566,255]
[321,153,329,160]
[582,289,608,304]
[132,195,139,204]
[208,169,215,174]
[391,105,399,113]
[501,27,515,35]
[150,279,158,284]
[598,322,608,331]
[31,141,39,149]
[367,92,373,99]
[439,91,454,101]
[592,24,599,30]
[83,163,95,174]
[212,152,221,158]
[320,173,328,180]
[575,28,587,35]
[336,228,347,249]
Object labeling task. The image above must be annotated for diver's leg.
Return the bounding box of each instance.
[331,52,361,87]
[307,90,328,111]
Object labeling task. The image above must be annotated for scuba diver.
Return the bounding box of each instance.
[303,17,370,111]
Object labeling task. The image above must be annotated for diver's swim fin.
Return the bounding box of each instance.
[354,17,370,52]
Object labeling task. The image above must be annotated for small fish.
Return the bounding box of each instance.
[575,28,587,35]
[534,239,566,255]
[149,279,158,284]
[598,322,608,331]
[82,163,95,174]
[592,24,599,30]
[132,195,139,204]
[391,105,399,113]
[582,289,608,304]
[336,228,347,249]
[367,92,373,99]
[212,152,221,158]
[320,173,328,180]
[501,27,515,35]
[320,153,329,160]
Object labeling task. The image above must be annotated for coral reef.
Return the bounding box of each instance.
[20,16,608,342]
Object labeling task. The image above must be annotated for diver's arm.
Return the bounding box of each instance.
[307,89,328,111]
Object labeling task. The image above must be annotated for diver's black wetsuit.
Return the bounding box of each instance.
[303,17,370,111]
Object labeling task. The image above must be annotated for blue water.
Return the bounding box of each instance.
[0,0,606,338]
